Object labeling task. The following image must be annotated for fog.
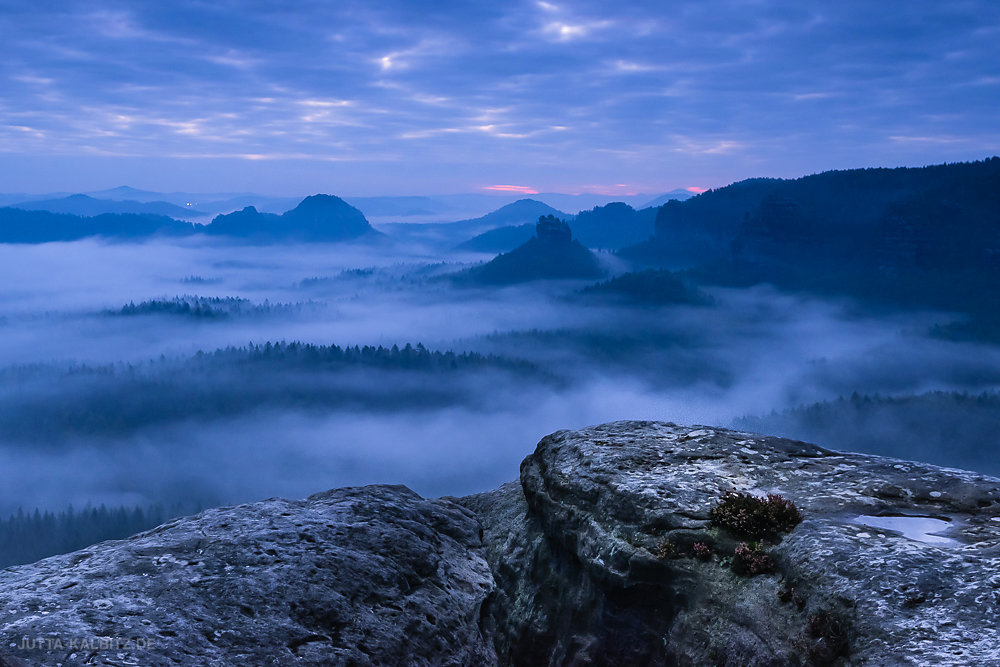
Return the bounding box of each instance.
[1,237,998,517]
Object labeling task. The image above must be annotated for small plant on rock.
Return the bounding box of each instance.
[691,542,712,561]
[732,541,774,575]
[652,538,677,559]
[709,491,802,540]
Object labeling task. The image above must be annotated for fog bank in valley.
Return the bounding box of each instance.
[1,237,998,517]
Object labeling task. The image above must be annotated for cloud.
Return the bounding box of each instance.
[670,136,746,156]
[611,60,657,73]
[483,185,539,194]
[0,0,997,194]
[888,135,967,145]
[541,21,596,41]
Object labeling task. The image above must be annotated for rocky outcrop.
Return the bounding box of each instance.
[465,421,1000,665]
[456,215,605,284]
[3,421,1000,665]
[0,485,495,666]
[535,215,573,245]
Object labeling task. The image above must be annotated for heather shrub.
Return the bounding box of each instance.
[691,542,712,561]
[709,491,802,539]
[732,541,774,575]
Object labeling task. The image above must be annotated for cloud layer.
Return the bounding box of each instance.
[1,1,998,194]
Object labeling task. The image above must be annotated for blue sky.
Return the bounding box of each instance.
[1,0,998,196]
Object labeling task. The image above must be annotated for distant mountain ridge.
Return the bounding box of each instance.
[79,187,304,217]
[0,193,380,243]
[85,185,172,202]
[10,194,208,219]
[457,201,659,253]
[351,191,685,224]
[463,199,566,229]
[3,161,994,253]
[381,199,568,248]
[638,189,694,208]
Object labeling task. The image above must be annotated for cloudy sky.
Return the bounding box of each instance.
[1,0,998,196]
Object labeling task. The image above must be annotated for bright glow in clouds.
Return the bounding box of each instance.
[544,22,590,40]
[0,1,997,194]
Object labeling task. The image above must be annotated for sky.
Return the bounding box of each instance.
[1,0,998,196]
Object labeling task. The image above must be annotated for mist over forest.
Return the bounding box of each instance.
[1,159,999,565]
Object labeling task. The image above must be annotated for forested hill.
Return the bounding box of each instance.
[623,158,1000,311]
[457,216,605,284]
[627,158,999,261]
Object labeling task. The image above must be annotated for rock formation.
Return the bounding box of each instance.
[3,421,1000,665]
[0,485,495,666]
[456,215,605,284]
[465,422,1000,665]
[535,215,573,245]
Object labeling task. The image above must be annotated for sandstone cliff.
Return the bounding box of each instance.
[3,421,1000,665]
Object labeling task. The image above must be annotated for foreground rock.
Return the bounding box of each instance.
[3,421,1000,665]
[464,421,1000,665]
[0,485,494,666]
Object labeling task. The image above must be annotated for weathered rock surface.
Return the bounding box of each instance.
[0,485,495,666]
[464,421,1000,665]
[3,421,1000,665]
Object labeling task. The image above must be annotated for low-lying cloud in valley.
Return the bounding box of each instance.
[2,235,998,518]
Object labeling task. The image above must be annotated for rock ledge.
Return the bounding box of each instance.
[3,421,1000,665]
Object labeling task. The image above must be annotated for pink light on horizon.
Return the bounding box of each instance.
[686,186,708,194]
[484,184,540,194]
